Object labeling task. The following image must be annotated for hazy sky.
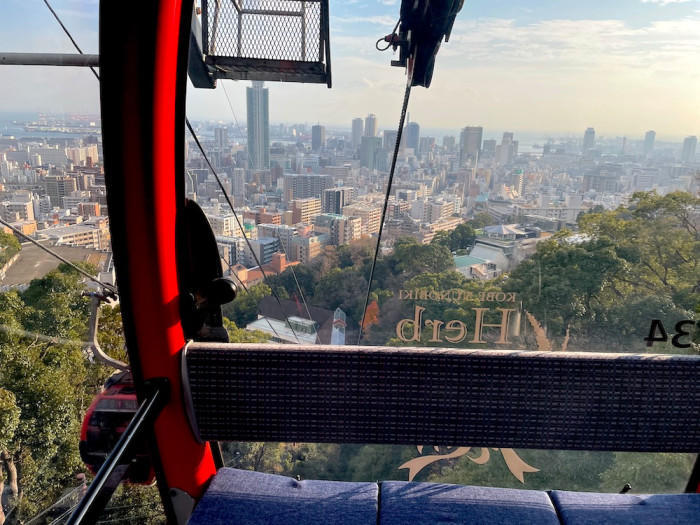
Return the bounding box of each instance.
[1,0,699,138]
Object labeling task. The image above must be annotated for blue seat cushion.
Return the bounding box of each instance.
[188,468,378,525]
[549,490,700,525]
[380,481,560,525]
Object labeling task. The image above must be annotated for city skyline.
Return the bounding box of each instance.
[1,110,696,148]
[0,1,698,136]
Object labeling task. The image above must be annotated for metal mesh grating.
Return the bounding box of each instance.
[204,0,323,62]
[184,344,700,452]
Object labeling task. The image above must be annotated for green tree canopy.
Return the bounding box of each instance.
[0,231,21,268]
[222,283,272,327]
[431,223,477,252]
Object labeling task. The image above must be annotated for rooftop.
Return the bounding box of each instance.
[454,254,487,268]
[246,317,317,345]
[0,241,107,288]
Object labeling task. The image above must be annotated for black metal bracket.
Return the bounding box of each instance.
[67,378,170,525]
[188,3,216,88]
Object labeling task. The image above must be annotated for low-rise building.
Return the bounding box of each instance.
[454,254,500,280]
[41,221,110,250]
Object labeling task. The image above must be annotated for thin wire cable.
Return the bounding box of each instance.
[37,0,120,298]
[0,217,117,295]
[47,502,80,525]
[102,502,160,512]
[221,80,246,140]
[186,118,301,344]
[42,0,100,81]
[25,485,85,525]
[357,82,412,344]
[0,323,85,346]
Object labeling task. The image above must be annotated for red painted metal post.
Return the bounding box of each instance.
[99,0,216,512]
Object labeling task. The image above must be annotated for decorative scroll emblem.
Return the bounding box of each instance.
[398,446,539,483]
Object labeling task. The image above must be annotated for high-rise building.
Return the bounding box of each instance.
[342,202,382,235]
[313,213,362,245]
[364,114,378,137]
[322,187,354,214]
[383,130,398,152]
[231,168,246,200]
[45,175,77,208]
[245,237,280,266]
[78,202,101,217]
[289,234,322,263]
[246,81,270,170]
[583,128,596,152]
[290,197,322,224]
[257,224,298,255]
[214,127,228,150]
[311,125,326,152]
[460,126,483,164]
[496,132,517,165]
[360,136,382,170]
[643,130,656,156]
[0,199,35,223]
[681,136,697,163]
[404,122,420,151]
[419,137,435,157]
[352,118,364,149]
[283,174,333,202]
[481,139,497,158]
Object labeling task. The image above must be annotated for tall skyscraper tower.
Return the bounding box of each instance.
[383,130,398,151]
[643,130,656,156]
[364,114,378,137]
[246,81,270,170]
[360,136,382,170]
[214,127,228,150]
[460,126,483,165]
[496,132,517,165]
[404,122,420,151]
[352,118,363,150]
[681,136,697,163]
[311,125,326,152]
[583,128,596,152]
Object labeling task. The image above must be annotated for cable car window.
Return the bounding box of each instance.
[0,2,163,520]
[185,0,698,498]
[0,0,697,522]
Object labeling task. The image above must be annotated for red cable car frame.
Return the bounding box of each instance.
[97,1,216,519]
